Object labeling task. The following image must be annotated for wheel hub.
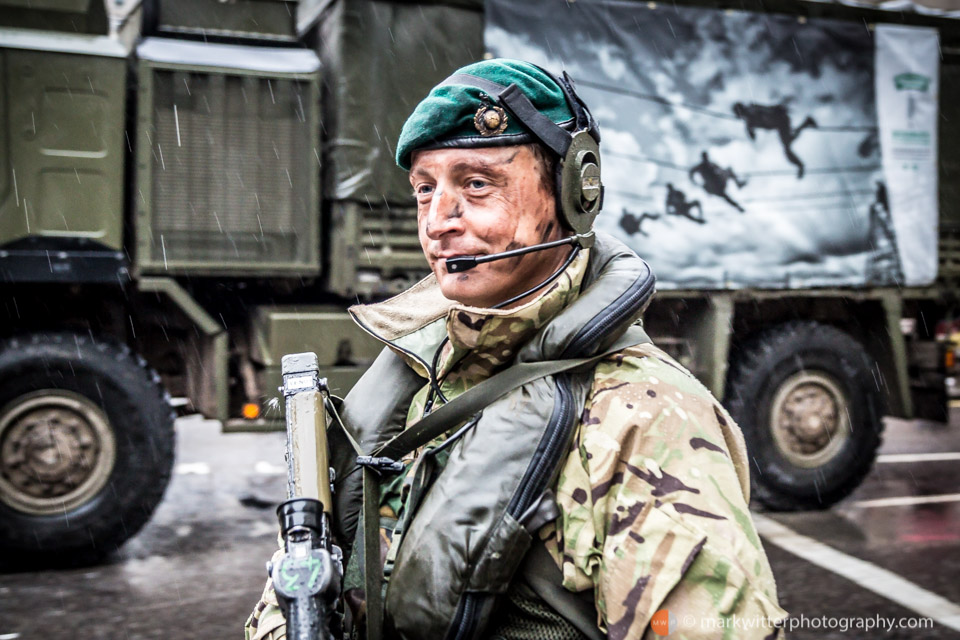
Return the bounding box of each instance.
[770,372,851,468]
[0,391,116,515]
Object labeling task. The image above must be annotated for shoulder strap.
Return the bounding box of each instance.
[376,325,650,461]
[362,464,384,640]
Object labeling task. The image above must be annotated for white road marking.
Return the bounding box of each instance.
[877,452,960,464]
[254,460,286,476]
[174,462,210,475]
[850,493,960,509]
[754,514,960,632]
[0,633,21,639]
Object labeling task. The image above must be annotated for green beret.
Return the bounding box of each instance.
[395,59,575,170]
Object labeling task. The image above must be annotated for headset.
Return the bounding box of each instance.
[435,66,604,274]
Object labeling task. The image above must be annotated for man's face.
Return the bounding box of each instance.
[410,145,567,308]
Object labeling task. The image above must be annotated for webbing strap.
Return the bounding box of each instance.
[376,325,649,461]
[497,83,573,158]
[363,466,384,640]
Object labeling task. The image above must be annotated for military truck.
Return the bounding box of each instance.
[0,0,957,559]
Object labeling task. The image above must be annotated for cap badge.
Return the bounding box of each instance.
[474,105,508,137]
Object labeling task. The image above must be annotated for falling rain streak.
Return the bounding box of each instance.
[174,104,181,147]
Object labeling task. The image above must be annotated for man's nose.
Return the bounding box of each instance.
[424,188,463,239]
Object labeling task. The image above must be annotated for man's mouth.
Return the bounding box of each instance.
[437,252,484,261]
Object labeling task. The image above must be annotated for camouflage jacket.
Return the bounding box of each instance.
[246,249,788,640]
[547,340,790,639]
[372,249,787,639]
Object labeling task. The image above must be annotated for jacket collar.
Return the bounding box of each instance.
[348,250,589,378]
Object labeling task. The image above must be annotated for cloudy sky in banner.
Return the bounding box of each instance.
[486,0,890,289]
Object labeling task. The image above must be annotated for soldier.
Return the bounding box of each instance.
[619,208,660,236]
[688,152,747,213]
[247,59,787,640]
[664,183,706,224]
[732,102,818,179]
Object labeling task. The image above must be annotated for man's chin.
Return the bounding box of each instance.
[437,272,498,308]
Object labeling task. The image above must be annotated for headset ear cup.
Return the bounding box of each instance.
[559,131,602,235]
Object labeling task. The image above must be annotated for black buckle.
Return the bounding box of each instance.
[356,455,405,474]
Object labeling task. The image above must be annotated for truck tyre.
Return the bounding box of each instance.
[726,321,884,511]
[0,333,175,562]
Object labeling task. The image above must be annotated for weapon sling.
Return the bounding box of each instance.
[325,325,650,639]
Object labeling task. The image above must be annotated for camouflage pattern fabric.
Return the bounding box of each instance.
[542,342,788,639]
[383,248,785,638]
[245,548,287,640]
[245,248,788,638]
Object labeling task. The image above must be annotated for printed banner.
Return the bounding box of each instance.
[876,24,940,286]
[485,0,941,288]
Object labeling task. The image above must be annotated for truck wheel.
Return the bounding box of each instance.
[726,321,883,511]
[0,333,175,561]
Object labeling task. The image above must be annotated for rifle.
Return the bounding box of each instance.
[271,353,344,640]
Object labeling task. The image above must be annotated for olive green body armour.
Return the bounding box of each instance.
[330,233,655,640]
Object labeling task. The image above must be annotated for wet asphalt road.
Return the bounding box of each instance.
[0,413,957,639]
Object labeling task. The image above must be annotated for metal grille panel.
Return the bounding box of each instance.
[360,206,426,275]
[146,68,316,271]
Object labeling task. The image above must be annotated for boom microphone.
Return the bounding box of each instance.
[445,234,592,273]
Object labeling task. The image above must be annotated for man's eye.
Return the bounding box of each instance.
[468,179,487,189]
[416,185,434,196]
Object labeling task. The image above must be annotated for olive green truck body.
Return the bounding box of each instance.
[0,0,958,557]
